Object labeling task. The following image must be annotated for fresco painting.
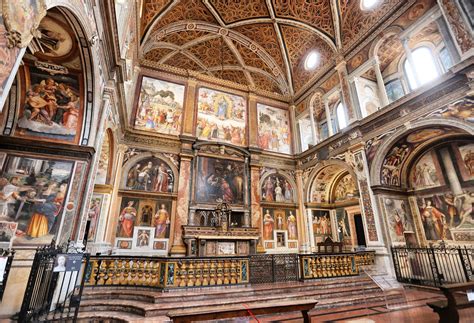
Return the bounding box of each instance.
[16,65,83,144]
[383,198,414,244]
[261,173,294,203]
[196,157,245,205]
[134,77,185,135]
[125,157,174,193]
[312,210,332,245]
[334,174,357,202]
[257,104,291,154]
[410,151,442,189]
[263,208,297,242]
[0,155,74,246]
[87,194,104,242]
[196,87,247,146]
[458,143,474,181]
[336,208,351,244]
[95,132,110,185]
[116,197,139,238]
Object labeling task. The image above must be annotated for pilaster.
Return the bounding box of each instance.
[248,93,258,148]
[182,78,198,136]
[295,168,309,253]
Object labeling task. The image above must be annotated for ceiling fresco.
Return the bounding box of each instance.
[139,0,409,98]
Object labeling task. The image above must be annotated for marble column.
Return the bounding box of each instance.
[440,148,463,195]
[295,168,309,253]
[335,59,357,123]
[170,153,193,256]
[182,78,198,136]
[105,144,127,243]
[373,57,390,107]
[309,101,319,145]
[324,98,334,137]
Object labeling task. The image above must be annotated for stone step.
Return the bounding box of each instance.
[80,284,382,317]
[82,275,377,304]
[82,280,379,305]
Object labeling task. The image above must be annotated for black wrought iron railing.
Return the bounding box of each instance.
[0,248,15,301]
[391,246,474,287]
[18,241,90,322]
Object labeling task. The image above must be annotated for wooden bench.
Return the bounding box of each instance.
[167,299,318,323]
[427,282,474,323]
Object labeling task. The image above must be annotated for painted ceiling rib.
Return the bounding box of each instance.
[141,0,180,46]
[202,0,226,27]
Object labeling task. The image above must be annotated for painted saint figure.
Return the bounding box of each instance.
[275,183,284,202]
[153,163,169,192]
[263,210,274,240]
[287,211,297,240]
[154,204,170,239]
[421,200,447,240]
[264,178,274,202]
[118,201,137,238]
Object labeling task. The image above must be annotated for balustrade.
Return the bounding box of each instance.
[300,252,375,280]
[86,256,249,289]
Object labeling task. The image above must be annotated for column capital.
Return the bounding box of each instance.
[118,143,128,153]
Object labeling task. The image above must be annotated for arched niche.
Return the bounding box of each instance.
[370,118,474,188]
[120,152,179,194]
[2,6,96,146]
[259,169,297,204]
[387,136,474,245]
[305,160,358,204]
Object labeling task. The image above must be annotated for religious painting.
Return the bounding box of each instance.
[125,157,174,193]
[333,173,357,202]
[262,209,274,240]
[383,198,414,244]
[154,241,167,250]
[257,104,291,154]
[0,155,74,246]
[195,157,245,205]
[417,192,474,242]
[312,210,332,245]
[457,143,474,181]
[134,76,185,135]
[15,65,83,144]
[385,79,404,103]
[152,201,171,239]
[438,96,473,122]
[410,151,442,190]
[87,194,104,242]
[95,132,110,185]
[261,173,294,203]
[134,227,153,249]
[196,87,247,146]
[116,197,139,238]
[262,208,297,241]
[336,208,351,244]
[298,115,313,151]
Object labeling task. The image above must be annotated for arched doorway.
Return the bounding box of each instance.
[306,162,365,252]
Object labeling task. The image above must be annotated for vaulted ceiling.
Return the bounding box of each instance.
[139,0,407,98]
